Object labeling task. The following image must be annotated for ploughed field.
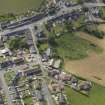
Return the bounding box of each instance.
[0,0,44,14]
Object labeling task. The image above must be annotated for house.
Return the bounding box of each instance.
[0,21,10,30]
[13,57,24,65]
[48,59,54,66]
[71,76,78,84]
[29,46,36,54]
[18,66,42,76]
[27,39,33,46]
[45,48,52,57]
[19,64,29,70]
[2,36,8,42]
[0,37,4,48]
[0,41,4,48]
[0,80,3,90]
[53,59,61,69]
[58,93,66,105]
[36,31,48,41]
[26,33,33,40]
[0,60,13,68]
[41,54,49,62]
[59,72,72,81]
[50,82,64,92]
[48,69,60,77]
[79,81,92,91]
[0,48,12,56]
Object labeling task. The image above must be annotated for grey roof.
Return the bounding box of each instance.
[53,59,61,69]
[27,39,33,46]
[45,48,52,56]
[59,94,66,104]
[30,46,36,54]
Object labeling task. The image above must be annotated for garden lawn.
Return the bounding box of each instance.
[4,70,16,85]
[38,43,48,53]
[23,96,33,105]
[65,83,105,105]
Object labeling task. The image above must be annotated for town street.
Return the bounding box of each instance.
[30,26,54,105]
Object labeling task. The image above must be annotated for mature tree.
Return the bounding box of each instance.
[8,37,29,50]
[48,36,58,47]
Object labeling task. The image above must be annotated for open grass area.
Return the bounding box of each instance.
[0,0,44,14]
[52,23,67,34]
[38,42,49,53]
[64,31,105,86]
[65,83,105,105]
[52,33,101,60]
[0,56,5,63]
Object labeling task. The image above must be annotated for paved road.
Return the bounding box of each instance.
[0,70,13,105]
[30,26,54,105]
[84,3,105,8]
[42,83,54,105]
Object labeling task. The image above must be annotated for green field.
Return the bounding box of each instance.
[65,83,105,105]
[0,0,44,14]
[50,33,102,60]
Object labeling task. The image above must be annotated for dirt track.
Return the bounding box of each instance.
[64,31,105,86]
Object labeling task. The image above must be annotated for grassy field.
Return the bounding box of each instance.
[52,33,101,60]
[0,0,44,14]
[64,31,105,86]
[65,83,105,105]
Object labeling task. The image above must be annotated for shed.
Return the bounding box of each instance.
[53,59,61,69]
[79,81,92,91]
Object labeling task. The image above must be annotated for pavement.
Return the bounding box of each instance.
[30,26,54,105]
[83,3,105,8]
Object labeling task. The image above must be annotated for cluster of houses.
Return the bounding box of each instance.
[48,69,92,93]
[8,77,45,105]
[48,67,92,104]
[0,28,38,69]
[18,65,42,77]
[49,80,67,105]
[40,47,62,69]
